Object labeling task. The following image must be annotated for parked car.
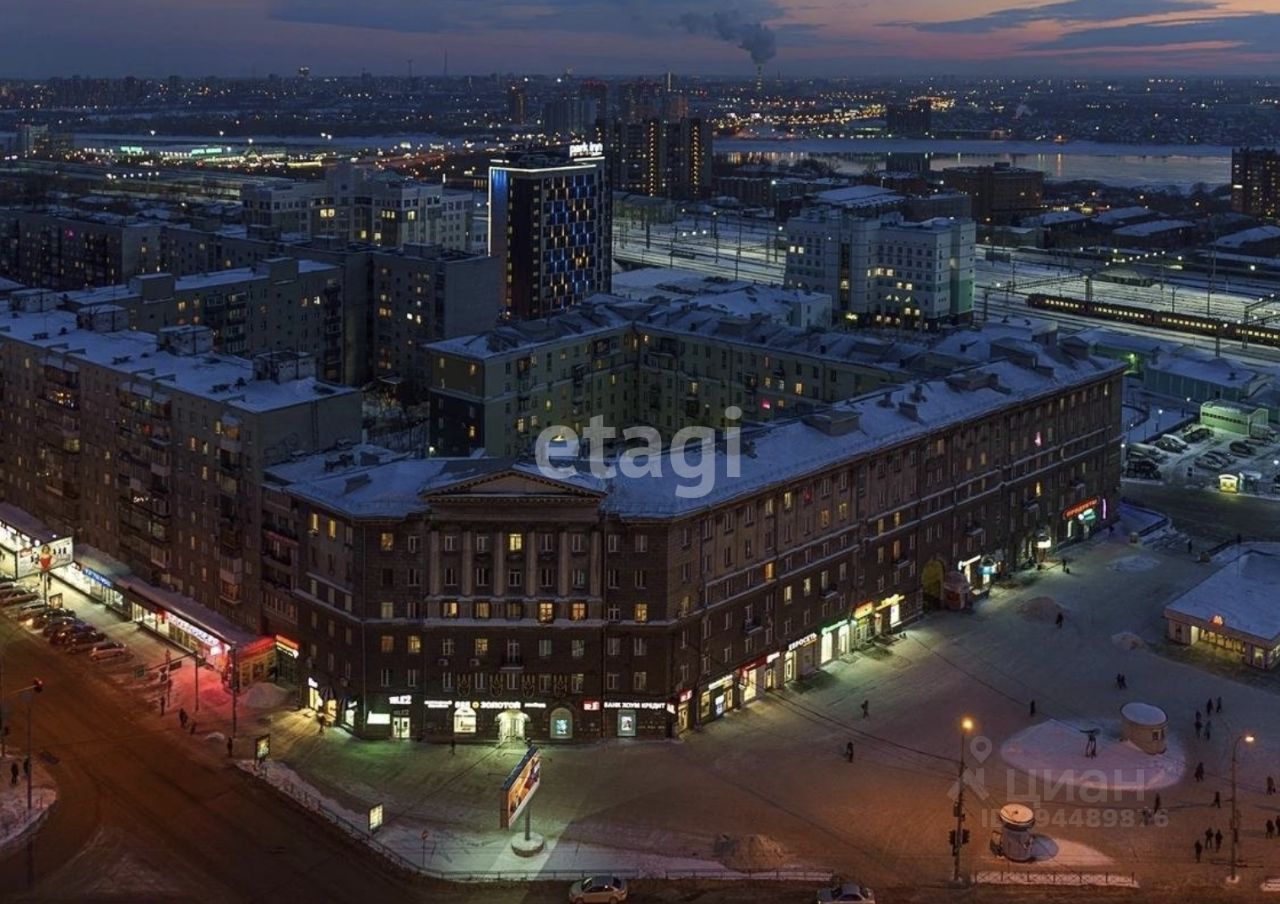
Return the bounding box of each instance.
[1229,441,1256,456]
[1156,435,1189,453]
[1183,427,1213,443]
[1126,460,1160,479]
[816,882,877,903]
[65,630,107,651]
[1251,428,1278,444]
[1195,456,1220,471]
[90,642,129,662]
[0,592,39,608]
[0,585,34,601]
[49,622,92,644]
[568,875,629,904]
[30,610,75,630]
[42,617,83,637]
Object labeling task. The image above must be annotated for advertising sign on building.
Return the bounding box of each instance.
[17,536,73,578]
[369,803,385,834]
[499,746,541,829]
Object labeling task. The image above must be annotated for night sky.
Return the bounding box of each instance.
[3,0,1279,77]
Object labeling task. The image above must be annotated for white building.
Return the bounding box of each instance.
[784,210,975,327]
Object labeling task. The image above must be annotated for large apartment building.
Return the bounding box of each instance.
[266,347,1123,741]
[0,295,361,641]
[0,209,163,290]
[489,148,612,320]
[784,211,975,327]
[58,257,346,381]
[1231,147,1280,222]
[426,298,926,457]
[607,118,712,200]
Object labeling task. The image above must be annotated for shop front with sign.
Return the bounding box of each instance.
[737,656,768,705]
[606,700,674,737]
[1062,497,1105,542]
[785,632,818,684]
[699,674,736,725]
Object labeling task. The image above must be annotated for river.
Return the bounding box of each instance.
[718,137,1233,191]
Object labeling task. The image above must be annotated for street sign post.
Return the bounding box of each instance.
[499,746,541,839]
[368,803,384,834]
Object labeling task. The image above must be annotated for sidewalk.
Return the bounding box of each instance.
[0,752,57,852]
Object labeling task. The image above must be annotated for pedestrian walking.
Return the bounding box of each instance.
[1195,762,1205,782]
[861,699,869,719]
[1205,827,1214,846]
[1062,556,1070,574]
[1205,721,1212,741]
[178,707,188,729]
[159,697,166,716]
[1268,775,1276,796]
[1215,696,1222,714]
[1194,839,1203,862]
[1206,697,1214,715]
[1154,793,1162,812]
[845,741,854,763]
[1267,819,1275,840]
[1029,700,1037,717]
[1237,532,1243,546]
[1213,790,1222,809]
[450,739,456,755]
[226,737,234,757]
[1215,829,1223,851]
[1141,807,1151,826]
[8,763,16,785]
[1120,674,1127,689]
[1187,538,1194,554]
[1116,673,1124,690]
[1055,612,1064,628]
[1195,720,1202,739]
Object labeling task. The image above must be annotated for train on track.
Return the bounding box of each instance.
[1025,293,1280,349]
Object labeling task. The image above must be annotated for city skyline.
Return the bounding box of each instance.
[3,0,1280,78]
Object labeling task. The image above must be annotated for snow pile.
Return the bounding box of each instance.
[712,834,790,872]
[241,683,290,709]
[1108,555,1158,573]
[1018,597,1063,623]
[1111,632,1145,650]
[1030,836,1115,867]
[0,773,56,851]
[1000,719,1185,792]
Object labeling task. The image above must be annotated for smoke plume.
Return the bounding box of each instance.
[678,10,777,66]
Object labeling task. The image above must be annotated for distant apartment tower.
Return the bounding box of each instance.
[489,148,611,320]
[1231,147,1280,221]
[885,99,932,138]
[507,84,527,125]
[578,80,609,121]
[541,96,596,136]
[940,163,1044,225]
[0,209,163,290]
[785,211,975,327]
[608,118,712,200]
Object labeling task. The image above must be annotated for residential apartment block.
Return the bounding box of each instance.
[266,347,1123,741]
[0,208,163,290]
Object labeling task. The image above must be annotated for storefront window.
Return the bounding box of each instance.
[617,710,636,737]
[550,707,573,739]
[453,704,477,734]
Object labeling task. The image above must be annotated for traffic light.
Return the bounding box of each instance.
[32,678,43,693]
[961,829,971,845]
[948,830,957,847]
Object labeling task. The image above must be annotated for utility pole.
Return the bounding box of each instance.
[1230,733,1255,884]
[952,717,974,884]
[230,646,239,739]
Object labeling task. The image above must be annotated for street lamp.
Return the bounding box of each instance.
[952,716,975,884]
[1230,732,1255,883]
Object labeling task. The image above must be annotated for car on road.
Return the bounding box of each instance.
[65,630,107,651]
[568,875,629,903]
[90,641,129,662]
[816,882,876,902]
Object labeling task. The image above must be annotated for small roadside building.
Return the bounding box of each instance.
[1164,549,1280,669]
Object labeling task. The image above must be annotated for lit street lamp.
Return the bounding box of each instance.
[952,716,974,884]
[1230,732,1255,884]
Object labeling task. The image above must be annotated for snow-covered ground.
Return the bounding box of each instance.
[0,755,56,852]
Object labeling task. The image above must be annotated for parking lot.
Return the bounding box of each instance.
[1124,421,1280,495]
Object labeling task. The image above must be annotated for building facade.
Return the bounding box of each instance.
[784,211,976,327]
[0,209,163,290]
[489,148,612,321]
[939,164,1044,226]
[608,118,712,201]
[274,351,1123,741]
[1231,147,1280,222]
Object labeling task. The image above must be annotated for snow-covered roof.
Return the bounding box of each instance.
[1024,211,1087,228]
[1120,702,1167,726]
[813,185,903,208]
[1093,206,1153,226]
[0,306,355,414]
[1213,225,1280,249]
[1111,219,1195,238]
[1164,548,1280,644]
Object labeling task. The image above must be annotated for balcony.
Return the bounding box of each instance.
[499,656,524,671]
